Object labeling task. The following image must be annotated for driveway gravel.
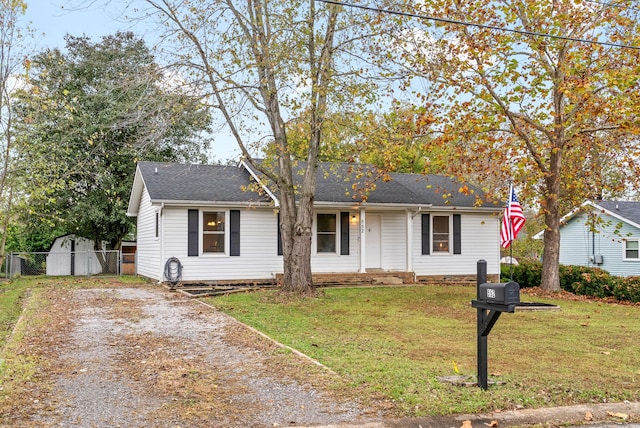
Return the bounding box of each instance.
[4,285,384,427]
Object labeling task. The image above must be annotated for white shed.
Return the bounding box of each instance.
[46,235,104,276]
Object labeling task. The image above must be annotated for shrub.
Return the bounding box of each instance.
[500,260,541,288]
[612,276,640,303]
[501,260,640,303]
[569,267,614,298]
[559,265,588,294]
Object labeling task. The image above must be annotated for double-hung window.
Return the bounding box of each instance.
[203,211,225,253]
[317,213,337,253]
[421,213,461,255]
[624,239,639,260]
[432,215,450,253]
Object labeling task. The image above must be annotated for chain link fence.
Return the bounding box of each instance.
[6,250,121,279]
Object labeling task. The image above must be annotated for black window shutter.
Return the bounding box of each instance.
[340,212,350,255]
[188,209,199,257]
[230,210,240,256]
[453,214,462,254]
[277,213,283,256]
[421,213,430,255]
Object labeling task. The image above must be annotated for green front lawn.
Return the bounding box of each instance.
[206,286,640,416]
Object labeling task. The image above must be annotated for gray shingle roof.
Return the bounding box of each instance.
[138,162,270,203]
[308,163,490,207]
[136,161,493,208]
[594,200,640,226]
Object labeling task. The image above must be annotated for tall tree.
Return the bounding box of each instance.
[14,32,211,260]
[145,0,381,293]
[396,0,640,291]
[0,0,28,268]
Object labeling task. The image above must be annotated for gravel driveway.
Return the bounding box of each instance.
[5,285,384,427]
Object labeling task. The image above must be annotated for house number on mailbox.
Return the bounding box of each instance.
[486,288,496,299]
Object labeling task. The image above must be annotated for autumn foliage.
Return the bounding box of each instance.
[392,0,640,291]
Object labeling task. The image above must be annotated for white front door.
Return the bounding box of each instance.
[365,214,382,269]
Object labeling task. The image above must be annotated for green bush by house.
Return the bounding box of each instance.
[501,260,640,303]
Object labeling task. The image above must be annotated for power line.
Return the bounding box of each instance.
[318,0,640,51]
[583,0,640,12]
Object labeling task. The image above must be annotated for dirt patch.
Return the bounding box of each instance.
[1,285,386,427]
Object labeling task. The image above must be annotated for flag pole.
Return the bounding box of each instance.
[509,232,514,281]
[500,181,525,283]
[507,182,514,281]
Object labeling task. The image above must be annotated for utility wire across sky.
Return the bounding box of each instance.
[318,0,640,51]
[583,0,640,12]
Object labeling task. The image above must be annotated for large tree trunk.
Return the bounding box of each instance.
[279,185,315,294]
[541,207,561,292]
[280,210,314,294]
[540,149,562,292]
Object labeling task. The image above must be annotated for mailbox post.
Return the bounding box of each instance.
[471,260,520,390]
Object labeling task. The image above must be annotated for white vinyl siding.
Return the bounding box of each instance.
[412,212,500,277]
[135,188,162,280]
[134,197,499,281]
[162,207,284,281]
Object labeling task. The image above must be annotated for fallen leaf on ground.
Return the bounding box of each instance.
[585,411,593,421]
[461,420,473,428]
[607,411,629,420]
[484,420,499,427]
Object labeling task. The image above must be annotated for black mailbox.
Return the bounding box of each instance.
[479,281,520,305]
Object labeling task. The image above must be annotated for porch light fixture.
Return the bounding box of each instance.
[351,214,358,224]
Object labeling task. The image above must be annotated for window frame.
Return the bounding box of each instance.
[315,212,338,254]
[154,210,160,240]
[623,239,640,261]
[202,210,228,255]
[432,214,451,254]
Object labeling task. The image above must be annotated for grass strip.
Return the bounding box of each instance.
[0,280,33,350]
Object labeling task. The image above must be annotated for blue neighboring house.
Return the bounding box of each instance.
[535,200,640,277]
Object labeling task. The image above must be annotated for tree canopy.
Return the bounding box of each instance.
[14,31,211,251]
[392,0,640,290]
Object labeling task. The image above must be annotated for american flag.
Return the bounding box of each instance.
[500,184,526,249]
